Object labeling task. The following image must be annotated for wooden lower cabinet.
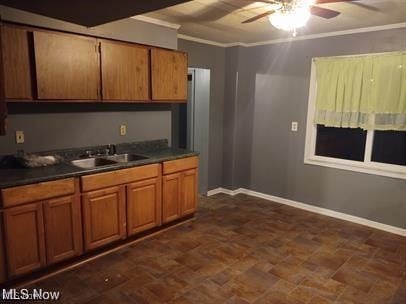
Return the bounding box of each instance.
[3,203,46,277]
[162,168,198,224]
[82,186,126,251]
[0,215,6,283]
[162,173,182,224]
[181,169,198,216]
[0,159,196,282]
[126,178,161,236]
[43,195,83,264]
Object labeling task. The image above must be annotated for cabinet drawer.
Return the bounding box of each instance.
[163,156,198,175]
[1,178,76,208]
[81,164,160,192]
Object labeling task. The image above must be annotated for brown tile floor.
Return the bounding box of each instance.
[29,194,406,303]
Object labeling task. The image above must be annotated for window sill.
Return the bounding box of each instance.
[304,156,406,180]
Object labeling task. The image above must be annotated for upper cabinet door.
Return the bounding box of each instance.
[151,49,187,101]
[100,40,149,101]
[0,26,33,100]
[33,31,100,100]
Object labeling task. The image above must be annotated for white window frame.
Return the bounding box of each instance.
[304,59,406,180]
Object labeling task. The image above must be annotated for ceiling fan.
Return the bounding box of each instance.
[241,0,379,35]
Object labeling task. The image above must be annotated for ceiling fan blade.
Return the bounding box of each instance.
[239,0,280,4]
[310,6,341,19]
[315,0,381,13]
[347,2,381,12]
[315,0,357,3]
[242,10,275,23]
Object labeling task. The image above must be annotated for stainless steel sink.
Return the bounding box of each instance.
[71,157,118,169]
[71,153,149,169]
[104,153,149,163]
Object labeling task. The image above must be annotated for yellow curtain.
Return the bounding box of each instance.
[314,51,406,130]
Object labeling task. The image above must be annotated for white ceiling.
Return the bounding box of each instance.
[144,0,406,44]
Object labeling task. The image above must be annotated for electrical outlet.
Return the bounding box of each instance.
[16,131,25,144]
[120,125,127,136]
[291,122,298,132]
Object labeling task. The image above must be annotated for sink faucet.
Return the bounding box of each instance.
[106,144,116,155]
[80,145,116,158]
[82,150,94,158]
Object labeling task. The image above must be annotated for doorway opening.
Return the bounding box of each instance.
[172,68,210,194]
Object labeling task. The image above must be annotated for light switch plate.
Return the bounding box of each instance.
[120,125,127,136]
[291,122,298,132]
[16,131,25,144]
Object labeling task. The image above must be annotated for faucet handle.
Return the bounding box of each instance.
[81,150,93,158]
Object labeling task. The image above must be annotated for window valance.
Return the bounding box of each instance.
[314,51,406,130]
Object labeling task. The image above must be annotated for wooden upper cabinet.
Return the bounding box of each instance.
[33,31,100,100]
[3,203,46,277]
[0,92,5,136]
[82,186,126,251]
[100,40,149,101]
[127,177,161,236]
[43,195,83,264]
[151,49,188,101]
[0,25,33,100]
[0,22,189,106]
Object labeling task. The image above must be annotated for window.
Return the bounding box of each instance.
[371,131,406,166]
[315,125,367,161]
[305,54,406,179]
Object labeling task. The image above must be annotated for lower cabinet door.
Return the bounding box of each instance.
[162,173,182,223]
[126,178,161,236]
[43,195,83,264]
[181,169,198,216]
[0,214,6,283]
[82,186,126,251]
[3,203,46,277]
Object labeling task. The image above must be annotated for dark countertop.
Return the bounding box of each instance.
[0,140,198,189]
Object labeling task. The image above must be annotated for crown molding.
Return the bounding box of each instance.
[177,34,238,47]
[131,15,181,30]
[178,22,406,48]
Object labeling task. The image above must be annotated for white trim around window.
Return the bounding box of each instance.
[304,59,406,180]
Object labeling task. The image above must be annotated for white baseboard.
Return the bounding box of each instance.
[207,187,406,237]
[207,187,235,196]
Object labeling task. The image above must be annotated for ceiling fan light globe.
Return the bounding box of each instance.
[269,7,310,31]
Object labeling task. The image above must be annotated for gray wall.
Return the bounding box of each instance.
[0,6,177,154]
[0,104,171,154]
[178,39,226,190]
[225,28,406,228]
